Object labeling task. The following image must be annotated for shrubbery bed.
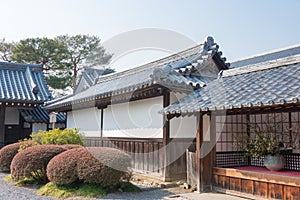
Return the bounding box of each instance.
[47,147,132,186]
[47,147,86,185]
[0,143,21,172]
[10,145,67,183]
[78,147,132,186]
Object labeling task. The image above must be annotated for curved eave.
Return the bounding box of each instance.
[164,98,300,116]
[46,81,163,112]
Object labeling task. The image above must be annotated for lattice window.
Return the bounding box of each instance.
[216,114,247,152]
[216,111,300,153]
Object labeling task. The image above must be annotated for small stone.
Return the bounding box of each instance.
[183,183,190,189]
[176,181,183,185]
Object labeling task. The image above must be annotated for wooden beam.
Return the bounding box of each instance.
[196,113,201,192]
[196,113,216,193]
[163,92,170,180]
[0,105,5,147]
[100,108,104,146]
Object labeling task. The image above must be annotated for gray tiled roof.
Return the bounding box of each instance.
[74,67,114,94]
[0,62,52,103]
[46,36,229,110]
[20,106,66,123]
[230,44,300,68]
[163,55,300,115]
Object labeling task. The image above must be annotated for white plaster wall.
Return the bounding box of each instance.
[170,92,198,138]
[32,123,47,133]
[5,107,19,125]
[103,96,163,138]
[67,107,101,137]
[170,115,197,138]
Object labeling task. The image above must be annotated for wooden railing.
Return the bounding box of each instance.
[84,137,195,179]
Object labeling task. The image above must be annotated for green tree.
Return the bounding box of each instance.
[1,35,112,90]
[0,38,14,61]
[56,35,112,87]
[10,37,72,90]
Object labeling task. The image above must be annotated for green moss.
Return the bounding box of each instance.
[118,182,141,192]
[15,177,38,185]
[37,182,140,198]
[4,174,38,185]
[3,174,12,182]
[37,182,107,198]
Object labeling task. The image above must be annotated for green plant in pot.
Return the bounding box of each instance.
[235,117,299,171]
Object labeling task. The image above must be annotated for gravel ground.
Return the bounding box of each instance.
[0,172,176,200]
[0,172,55,200]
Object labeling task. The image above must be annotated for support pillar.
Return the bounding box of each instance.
[163,92,170,181]
[196,113,216,193]
[0,105,5,147]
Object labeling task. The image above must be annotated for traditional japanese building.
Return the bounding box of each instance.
[164,45,300,198]
[46,36,229,181]
[0,62,65,147]
[47,36,300,199]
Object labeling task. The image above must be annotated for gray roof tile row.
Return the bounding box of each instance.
[46,36,228,110]
[163,56,300,115]
[0,62,51,103]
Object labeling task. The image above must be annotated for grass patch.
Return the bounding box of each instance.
[37,182,141,199]
[37,182,108,198]
[3,174,12,182]
[15,177,39,185]
[4,175,38,185]
[119,182,141,192]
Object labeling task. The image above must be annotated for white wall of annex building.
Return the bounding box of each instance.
[170,92,198,138]
[67,107,101,137]
[5,107,20,125]
[32,123,47,133]
[103,96,163,138]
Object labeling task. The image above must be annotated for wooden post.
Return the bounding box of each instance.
[196,112,216,193]
[163,92,170,181]
[196,113,202,192]
[0,105,5,147]
[100,108,104,147]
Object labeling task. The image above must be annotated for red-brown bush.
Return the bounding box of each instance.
[10,145,67,182]
[61,144,83,150]
[0,143,20,172]
[77,147,132,186]
[47,147,86,185]
[46,147,132,186]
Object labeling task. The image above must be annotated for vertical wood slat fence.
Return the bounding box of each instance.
[84,137,164,175]
[84,137,195,179]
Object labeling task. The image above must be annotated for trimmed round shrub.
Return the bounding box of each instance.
[11,145,67,183]
[62,144,83,150]
[77,147,132,186]
[46,147,132,186]
[47,147,86,185]
[18,138,40,152]
[0,143,20,172]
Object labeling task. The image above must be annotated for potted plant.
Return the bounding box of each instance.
[235,117,299,171]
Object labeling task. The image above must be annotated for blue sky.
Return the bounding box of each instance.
[1,0,300,70]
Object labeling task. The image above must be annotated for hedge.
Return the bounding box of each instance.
[0,143,21,172]
[47,147,132,186]
[47,148,86,185]
[11,145,67,183]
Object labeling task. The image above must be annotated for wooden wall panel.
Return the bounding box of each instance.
[229,177,241,192]
[241,179,254,194]
[269,183,283,199]
[254,181,268,198]
[213,168,300,199]
[284,186,300,200]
